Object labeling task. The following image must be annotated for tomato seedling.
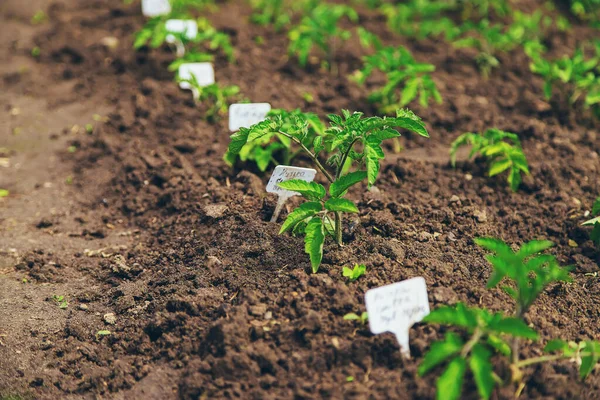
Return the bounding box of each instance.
[344,311,368,325]
[450,128,529,192]
[342,263,366,282]
[228,109,428,272]
[250,0,291,31]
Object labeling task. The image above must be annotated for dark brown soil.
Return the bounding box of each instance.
[1,0,600,399]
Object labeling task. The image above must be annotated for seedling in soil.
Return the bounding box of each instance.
[52,295,68,309]
[342,264,366,282]
[344,312,368,325]
[450,129,529,192]
[228,109,428,272]
[288,4,358,69]
[582,196,600,246]
[354,46,441,113]
[420,239,588,400]
[177,75,242,122]
[380,1,459,41]
[96,330,112,339]
[192,17,235,62]
[250,0,291,31]
[134,17,170,50]
[224,109,325,172]
[31,10,48,25]
[0,189,9,198]
[530,43,600,117]
[356,27,382,51]
[168,50,214,72]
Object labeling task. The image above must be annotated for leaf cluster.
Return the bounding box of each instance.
[450,129,529,192]
[344,311,368,325]
[544,339,600,379]
[288,4,358,67]
[569,0,600,22]
[250,0,291,31]
[342,263,366,281]
[224,109,325,171]
[582,197,600,246]
[354,46,441,113]
[379,1,459,41]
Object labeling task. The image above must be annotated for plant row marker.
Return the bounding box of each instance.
[228,103,272,132]
[365,277,430,357]
[266,165,317,222]
[178,63,215,99]
[142,0,170,17]
[165,19,198,57]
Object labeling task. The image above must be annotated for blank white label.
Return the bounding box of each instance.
[165,20,198,43]
[365,277,430,357]
[141,0,171,17]
[178,63,215,90]
[266,165,317,198]
[228,103,272,132]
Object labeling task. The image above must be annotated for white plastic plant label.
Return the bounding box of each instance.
[178,63,214,99]
[141,0,171,17]
[267,165,317,222]
[228,103,272,132]
[165,20,198,42]
[365,277,430,357]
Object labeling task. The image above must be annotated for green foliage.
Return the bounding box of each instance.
[31,10,48,25]
[342,264,366,281]
[170,0,216,14]
[450,129,529,192]
[52,295,68,309]
[379,1,459,40]
[178,75,242,121]
[134,17,170,49]
[354,46,441,113]
[344,311,368,325]
[250,0,291,31]
[582,197,600,246]
[228,109,428,272]
[168,51,214,72]
[475,238,571,316]
[569,0,600,22]
[544,340,600,379]
[0,189,9,198]
[529,42,600,117]
[192,17,235,62]
[224,109,325,172]
[288,4,358,67]
[419,303,538,400]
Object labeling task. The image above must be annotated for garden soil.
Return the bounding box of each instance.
[1,0,600,399]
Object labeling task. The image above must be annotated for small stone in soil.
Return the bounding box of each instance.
[79,304,89,311]
[103,313,117,325]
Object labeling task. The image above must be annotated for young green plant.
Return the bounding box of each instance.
[342,263,366,282]
[249,0,291,31]
[353,46,441,113]
[582,196,600,246]
[178,75,242,122]
[450,128,529,192]
[227,109,428,272]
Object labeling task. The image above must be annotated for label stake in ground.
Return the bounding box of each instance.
[165,20,198,57]
[228,103,271,132]
[266,165,317,222]
[365,277,430,357]
[141,0,171,17]
[178,63,215,100]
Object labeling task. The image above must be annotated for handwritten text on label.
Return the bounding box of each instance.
[266,165,317,198]
[228,103,271,132]
[365,277,430,357]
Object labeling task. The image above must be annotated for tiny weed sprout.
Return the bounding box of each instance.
[354,46,441,113]
[96,330,112,339]
[250,0,291,31]
[52,295,68,309]
[344,311,368,325]
[530,43,600,117]
[224,109,325,172]
[450,129,529,192]
[178,75,242,121]
[582,197,600,246]
[342,264,366,282]
[288,4,358,68]
[228,109,428,272]
[420,239,583,400]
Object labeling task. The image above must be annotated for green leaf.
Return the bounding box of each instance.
[592,197,600,216]
[474,237,513,254]
[226,127,251,158]
[436,357,466,400]
[394,109,429,137]
[424,303,478,328]
[418,332,463,376]
[304,217,325,273]
[489,317,538,340]
[469,344,494,400]
[330,171,367,198]
[277,180,326,201]
[516,240,554,258]
[365,143,383,186]
[580,341,599,379]
[544,339,567,353]
[325,198,358,213]
[279,202,323,234]
[489,159,512,177]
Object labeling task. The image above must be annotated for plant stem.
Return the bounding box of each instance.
[336,137,360,180]
[461,328,483,358]
[278,131,334,183]
[334,211,343,246]
[514,354,563,368]
[512,304,523,364]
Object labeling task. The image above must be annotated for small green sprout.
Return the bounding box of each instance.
[450,129,529,192]
[344,312,368,325]
[288,4,358,68]
[67,145,77,153]
[52,295,68,309]
[31,47,41,58]
[31,10,48,25]
[0,189,9,198]
[96,330,112,339]
[342,264,366,282]
[346,376,355,382]
[354,46,441,113]
[582,197,600,246]
[229,109,428,272]
[250,0,291,31]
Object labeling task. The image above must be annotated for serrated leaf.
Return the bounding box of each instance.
[474,237,513,254]
[330,171,367,198]
[489,159,512,177]
[516,240,554,258]
[470,344,494,400]
[226,127,251,157]
[487,334,512,356]
[304,217,325,273]
[436,357,466,400]
[325,198,358,213]
[424,303,478,328]
[279,202,322,234]
[365,143,382,186]
[278,180,326,201]
[418,332,463,376]
[490,317,538,339]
